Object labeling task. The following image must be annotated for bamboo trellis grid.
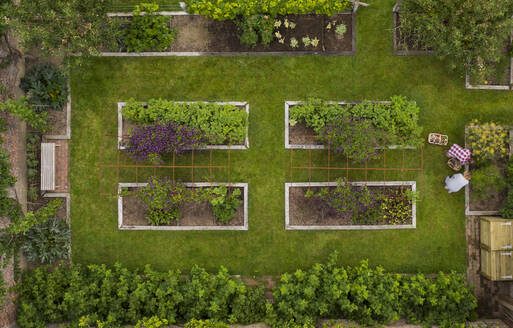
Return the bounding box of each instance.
[98,133,234,197]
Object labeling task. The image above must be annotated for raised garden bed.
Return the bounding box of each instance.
[465,36,513,91]
[392,0,432,55]
[285,181,417,230]
[117,101,249,150]
[465,126,513,216]
[284,101,415,149]
[103,6,356,56]
[44,83,71,140]
[118,182,248,230]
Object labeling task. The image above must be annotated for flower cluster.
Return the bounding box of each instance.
[125,122,205,163]
[468,119,509,163]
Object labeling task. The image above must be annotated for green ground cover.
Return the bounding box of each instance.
[70,0,513,276]
[107,0,181,11]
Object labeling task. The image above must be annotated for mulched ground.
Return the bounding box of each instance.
[288,185,413,226]
[122,186,244,227]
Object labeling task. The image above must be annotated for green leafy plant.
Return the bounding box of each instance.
[290,37,299,48]
[185,319,229,328]
[121,99,248,144]
[209,186,242,224]
[0,97,47,132]
[335,24,346,36]
[501,190,513,219]
[20,63,68,110]
[21,217,70,264]
[236,14,274,47]
[471,165,507,200]
[26,133,40,200]
[123,2,177,52]
[135,317,168,328]
[380,188,412,225]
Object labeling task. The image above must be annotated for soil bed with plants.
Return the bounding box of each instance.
[285,181,416,230]
[118,101,249,150]
[465,122,513,215]
[118,182,248,230]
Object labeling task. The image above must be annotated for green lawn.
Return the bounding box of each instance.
[107,0,182,11]
[70,0,513,276]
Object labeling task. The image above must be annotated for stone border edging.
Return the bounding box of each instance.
[44,81,71,140]
[464,126,513,216]
[117,101,250,150]
[118,182,249,230]
[102,6,356,56]
[285,181,417,230]
[284,101,415,150]
[392,0,433,56]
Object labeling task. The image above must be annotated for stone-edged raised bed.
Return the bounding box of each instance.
[118,182,248,230]
[285,181,417,230]
[117,101,249,150]
[465,126,513,216]
[284,101,414,150]
[392,0,433,56]
[465,36,513,91]
[103,4,356,56]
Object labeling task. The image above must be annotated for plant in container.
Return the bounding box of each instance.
[335,23,346,39]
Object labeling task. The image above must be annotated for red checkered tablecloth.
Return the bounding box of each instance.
[447,144,471,164]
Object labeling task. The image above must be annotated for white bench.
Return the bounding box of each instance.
[41,143,55,191]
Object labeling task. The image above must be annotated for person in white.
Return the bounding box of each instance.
[445,173,469,193]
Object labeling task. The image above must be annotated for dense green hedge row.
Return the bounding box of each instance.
[121,99,248,145]
[183,0,352,20]
[17,255,476,328]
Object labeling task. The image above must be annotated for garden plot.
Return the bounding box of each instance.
[285,181,416,230]
[103,10,356,55]
[118,101,249,150]
[392,0,432,55]
[118,182,248,230]
[284,99,419,151]
[465,123,513,216]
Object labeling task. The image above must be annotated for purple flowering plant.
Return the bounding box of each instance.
[318,114,385,163]
[125,122,206,164]
[305,178,382,224]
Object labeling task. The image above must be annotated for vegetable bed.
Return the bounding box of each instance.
[285,181,416,230]
[392,0,432,55]
[118,182,248,230]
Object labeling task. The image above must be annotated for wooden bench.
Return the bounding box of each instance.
[41,143,55,191]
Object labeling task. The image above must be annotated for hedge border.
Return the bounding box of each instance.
[284,181,417,230]
[284,100,416,150]
[117,101,250,150]
[118,182,249,230]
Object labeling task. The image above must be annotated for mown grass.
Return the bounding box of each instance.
[70,0,513,276]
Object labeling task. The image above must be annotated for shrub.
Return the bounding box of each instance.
[135,317,168,328]
[184,0,352,20]
[209,186,242,224]
[122,99,248,145]
[0,97,47,132]
[20,63,68,110]
[123,3,177,52]
[185,319,229,328]
[125,122,205,163]
[318,115,383,163]
[21,217,70,264]
[501,190,513,219]
[399,0,513,76]
[468,120,509,163]
[236,14,274,47]
[471,165,507,200]
[136,177,209,225]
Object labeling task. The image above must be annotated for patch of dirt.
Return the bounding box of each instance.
[289,122,322,146]
[469,158,508,212]
[46,107,67,136]
[289,185,413,226]
[122,186,244,227]
[164,13,352,53]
